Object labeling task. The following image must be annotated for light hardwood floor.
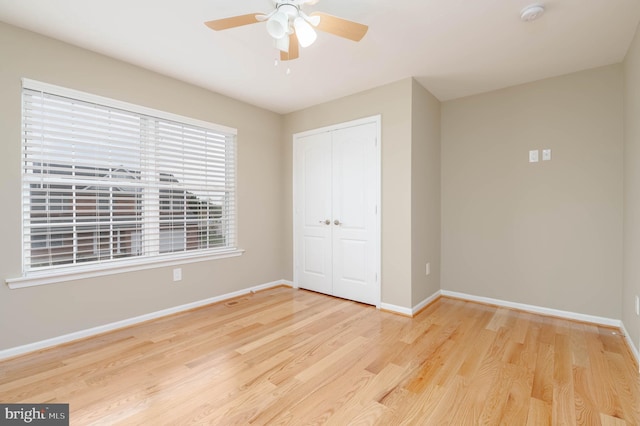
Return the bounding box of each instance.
[0,287,638,425]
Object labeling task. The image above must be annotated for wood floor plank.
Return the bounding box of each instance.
[282,366,375,424]
[600,413,628,426]
[320,362,404,423]
[532,341,554,404]
[0,288,638,425]
[447,332,501,424]
[585,326,628,419]
[552,333,577,425]
[526,397,551,426]
[500,363,534,425]
[423,374,470,424]
[234,298,351,354]
[604,350,640,422]
[574,365,604,425]
[386,384,446,425]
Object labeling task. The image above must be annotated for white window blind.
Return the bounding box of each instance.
[21,80,237,276]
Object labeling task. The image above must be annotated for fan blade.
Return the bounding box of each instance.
[204,14,262,31]
[280,31,300,61]
[310,12,368,41]
[290,32,300,59]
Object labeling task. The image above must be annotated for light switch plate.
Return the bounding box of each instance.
[529,150,539,163]
[542,149,552,161]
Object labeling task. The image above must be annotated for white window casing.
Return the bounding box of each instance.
[7,79,242,289]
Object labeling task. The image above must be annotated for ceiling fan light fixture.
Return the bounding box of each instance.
[266,10,289,39]
[294,16,317,47]
[205,1,369,61]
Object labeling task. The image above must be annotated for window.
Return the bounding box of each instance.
[19,79,238,280]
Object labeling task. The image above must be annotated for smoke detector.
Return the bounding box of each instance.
[521,4,545,22]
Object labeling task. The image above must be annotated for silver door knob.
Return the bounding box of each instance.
[334,219,341,226]
[319,219,330,225]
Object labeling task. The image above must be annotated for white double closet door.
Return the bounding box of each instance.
[293,116,380,306]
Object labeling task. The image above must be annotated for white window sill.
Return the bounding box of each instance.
[6,248,245,289]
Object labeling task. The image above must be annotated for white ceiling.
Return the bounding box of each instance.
[1,0,639,114]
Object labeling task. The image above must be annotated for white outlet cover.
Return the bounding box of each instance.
[529,150,539,163]
[542,149,552,161]
[173,268,182,281]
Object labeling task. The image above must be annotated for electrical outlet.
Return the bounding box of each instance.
[173,268,182,282]
[542,149,552,161]
[426,262,430,276]
[529,150,539,163]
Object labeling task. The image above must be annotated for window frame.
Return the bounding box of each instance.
[7,79,243,289]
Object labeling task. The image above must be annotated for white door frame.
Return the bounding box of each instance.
[292,115,381,308]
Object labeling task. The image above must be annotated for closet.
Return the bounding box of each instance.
[293,116,380,306]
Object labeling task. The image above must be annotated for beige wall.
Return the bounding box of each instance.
[0,23,286,350]
[283,79,414,307]
[410,80,441,306]
[624,23,640,352]
[441,65,624,319]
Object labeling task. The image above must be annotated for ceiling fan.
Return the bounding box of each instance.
[205,0,368,61]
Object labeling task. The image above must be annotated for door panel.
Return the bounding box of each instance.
[338,239,367,282]
[294,132,332,295]
[303,236,326,275]
[337,140,367,230]
[331,123,378,305]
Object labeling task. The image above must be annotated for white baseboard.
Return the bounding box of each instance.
[620,321,640,370]
[379,302,413,316]
[412,290,441,315]
[0,279,292,361]
[250,280,293,293]
[440,290,621,328]
[379,291,441,317]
